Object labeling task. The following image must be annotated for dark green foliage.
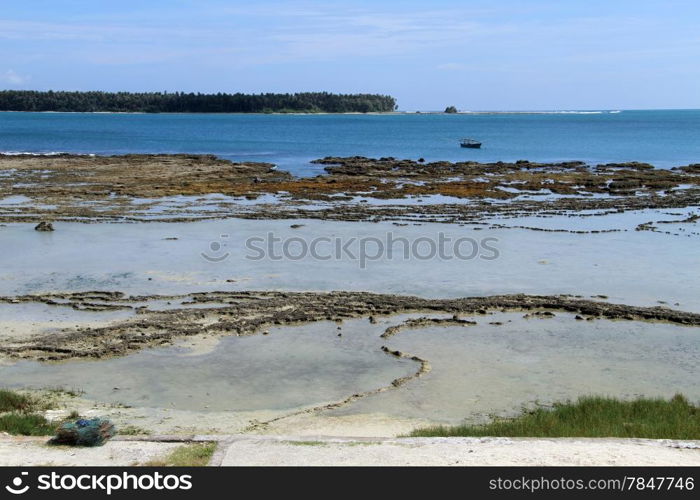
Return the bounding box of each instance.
[0,413,55,436]
[0,389,34,412]
[409,394,700,439]
[444,105,458,113]
[0,90,397,113]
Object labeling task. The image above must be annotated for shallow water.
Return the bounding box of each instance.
[0,319,416,412]
[0,195,32,206]
[0,302,133,341]
[1,312,696,424]
[333,313,700,424]
[1,212,698,310]
[489,207,699,232]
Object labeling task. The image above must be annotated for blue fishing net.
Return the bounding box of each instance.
[50,418,116,447]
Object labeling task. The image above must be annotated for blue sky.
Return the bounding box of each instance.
[1,0,699,110]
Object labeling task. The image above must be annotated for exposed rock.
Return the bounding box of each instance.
[34,221,54,232]
[1,291,700,361]
[1,154,698,224]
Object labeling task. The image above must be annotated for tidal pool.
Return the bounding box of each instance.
[0,312,696,427]
[0,302,133,342]
[333,312,700,424]
[0,319,417,413]
[1,210,698,310]
[487,207,698,232]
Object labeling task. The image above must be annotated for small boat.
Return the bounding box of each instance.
[460,138,482,148]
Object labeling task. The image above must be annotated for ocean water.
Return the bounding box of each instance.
[1,110,699,176]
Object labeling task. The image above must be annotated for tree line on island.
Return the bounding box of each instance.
[0,90,398,113]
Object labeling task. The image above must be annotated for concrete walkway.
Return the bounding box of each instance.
[2,434,698,466]
[0,435,183,466]
[217,436,700,466]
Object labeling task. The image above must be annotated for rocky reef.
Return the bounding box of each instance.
[2,291,699,362]
[0,154,698,224]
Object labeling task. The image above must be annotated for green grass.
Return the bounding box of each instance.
[408,395,700,439]
[0,413,56,436]
[0,389,55,435]
[145,443,217,467]
[44,386,84,398]
[119,425,152,436]
[285,440,327,447]
[0,389,68,436]
[0,389,35,412]
[0,387,74,413]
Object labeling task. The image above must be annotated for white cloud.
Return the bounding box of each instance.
[1,69,29,85]
[0,9,509,66]
[0,4,696,75]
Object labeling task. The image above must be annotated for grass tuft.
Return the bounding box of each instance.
[0,413,56,436]
[286,440,327,447]
[409,394,700,439]
[145,442,217,467]
[119,425,151,436]
[0,389,36,412]
[44,387,85,398]
[66,410,81,420]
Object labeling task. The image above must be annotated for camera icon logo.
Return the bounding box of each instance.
[201,234,231,262]
[5,472,29,495]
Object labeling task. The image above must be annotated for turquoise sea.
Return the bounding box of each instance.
[1,110,698,176]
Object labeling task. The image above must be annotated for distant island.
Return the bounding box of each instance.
[0,90,397,113]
